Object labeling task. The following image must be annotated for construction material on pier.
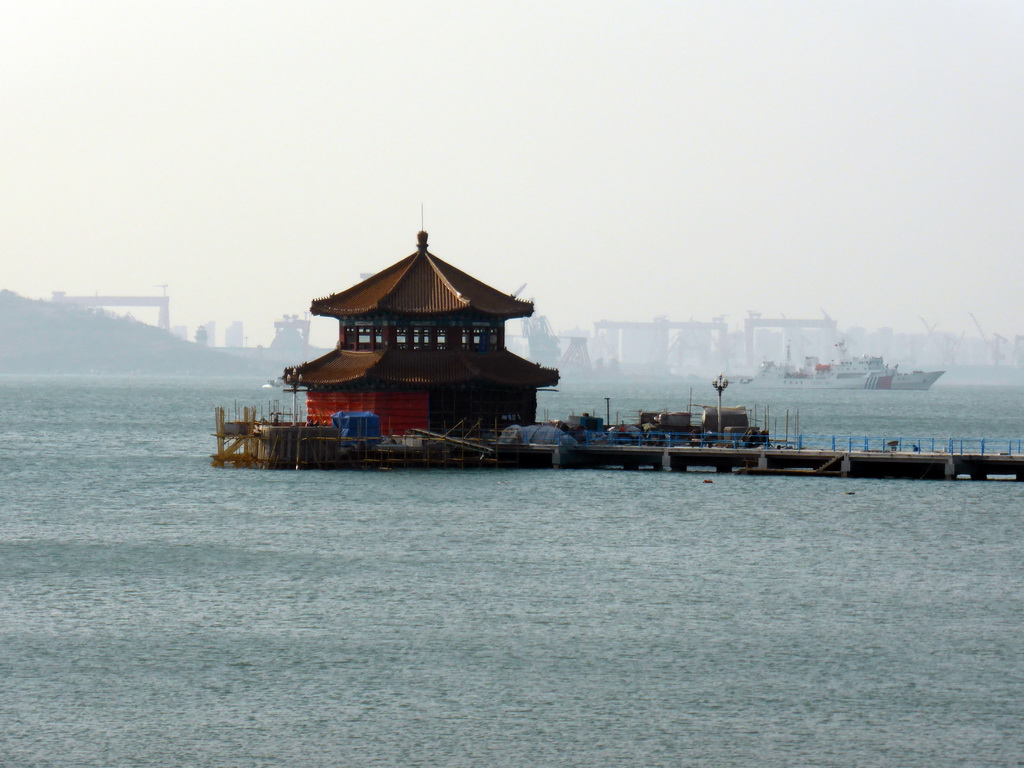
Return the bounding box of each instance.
[213,406,506,470]
[212,406,1024,480]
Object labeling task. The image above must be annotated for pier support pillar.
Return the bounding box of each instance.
[757,452,768,470]
[662,449,672,471]
[841,454,851,478]
[944,458,959,481]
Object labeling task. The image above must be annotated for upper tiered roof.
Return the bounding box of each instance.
[310,231,534,320]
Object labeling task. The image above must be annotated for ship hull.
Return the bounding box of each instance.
[889,370,945,390]
[738,376,871,389]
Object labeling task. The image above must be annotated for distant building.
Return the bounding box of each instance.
[269,315,310,358]
[284,231,559,433]
[225,321,244,348]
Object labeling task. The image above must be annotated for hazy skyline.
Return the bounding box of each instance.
[4,1,1023,349]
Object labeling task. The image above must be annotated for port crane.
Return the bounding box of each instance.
[520,315,561,367]
[51,291,171,331]
[969,312,1005,365]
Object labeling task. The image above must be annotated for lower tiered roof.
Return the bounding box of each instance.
[285,348,559,389]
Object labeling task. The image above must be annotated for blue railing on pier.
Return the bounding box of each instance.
[569,430,1024,457]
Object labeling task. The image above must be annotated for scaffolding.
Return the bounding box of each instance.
[212,409,507,470]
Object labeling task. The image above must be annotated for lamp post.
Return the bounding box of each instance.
[712,373,729,438]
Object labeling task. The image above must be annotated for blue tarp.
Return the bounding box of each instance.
[499,424,577,446]
[330,411,381,444]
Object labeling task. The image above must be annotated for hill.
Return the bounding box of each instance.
[0,290,269,376]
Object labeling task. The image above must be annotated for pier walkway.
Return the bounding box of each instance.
[528,432,1024,479]
[532,443,1024,480]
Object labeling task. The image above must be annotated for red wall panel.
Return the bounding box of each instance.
[306,391,429,434]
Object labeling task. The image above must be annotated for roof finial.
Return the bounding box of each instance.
[417,230,428,252]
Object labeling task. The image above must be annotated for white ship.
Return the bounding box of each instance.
[738,343,944,390]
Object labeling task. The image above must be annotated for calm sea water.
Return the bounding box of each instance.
[2,375,1023,767]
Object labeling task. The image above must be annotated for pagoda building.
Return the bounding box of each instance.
[283,231,559,434]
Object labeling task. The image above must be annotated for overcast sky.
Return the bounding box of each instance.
[3,0,1022,348]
